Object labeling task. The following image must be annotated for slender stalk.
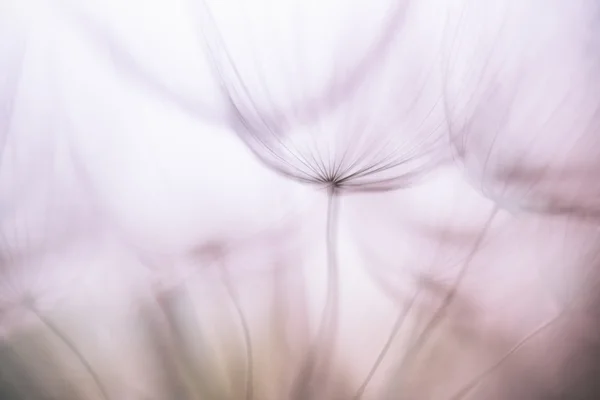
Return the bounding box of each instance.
[154,290,200,400]
[31,308,110,400]
[291,184,341,399]
[319,185,341,380]
[220,260,254,400]
[154,284,233,400]
[396,206,499,377]
[353,290,419,399]
[449,312,561,400]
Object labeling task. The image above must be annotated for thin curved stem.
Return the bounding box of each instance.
[353,289,419,399]
[319,185,342,382]
[220,262,254,400]
[31,308,110,400]
[448,312,562,400]
[291,185,341,399]
[397,206,499,377]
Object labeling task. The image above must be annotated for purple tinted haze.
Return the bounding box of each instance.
[1,0,600,399]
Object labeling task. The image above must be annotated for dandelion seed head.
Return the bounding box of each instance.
[442,0,600,217]
[195,0,449,192]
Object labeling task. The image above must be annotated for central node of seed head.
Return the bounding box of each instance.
[327,178,341,191]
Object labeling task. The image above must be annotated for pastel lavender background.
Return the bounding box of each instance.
[1,0,600,399]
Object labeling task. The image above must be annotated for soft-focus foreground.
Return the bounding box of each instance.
[1,0,600,399]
